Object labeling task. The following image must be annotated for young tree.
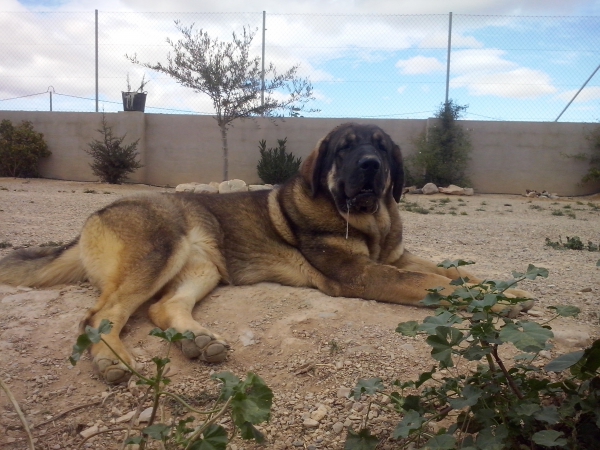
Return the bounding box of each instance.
[128,21,318,181]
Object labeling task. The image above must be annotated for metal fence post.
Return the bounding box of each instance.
[95,9,99,112]
[261,11,266,114]
[555,62,600,122]
[445,12,453,104]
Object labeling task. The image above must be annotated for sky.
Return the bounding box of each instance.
[1,0,600,122]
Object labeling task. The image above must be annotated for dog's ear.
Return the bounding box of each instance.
[391,142,405,202]
[300,135,330,197]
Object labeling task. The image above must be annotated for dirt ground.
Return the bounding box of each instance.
[0,177,598,450]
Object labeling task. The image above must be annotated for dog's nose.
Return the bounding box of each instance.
[358,156,380,172]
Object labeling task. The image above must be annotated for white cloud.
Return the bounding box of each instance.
[556,86,600,103]
[397,85,407,94]
[451,68,557,98]
[395,56,445,74]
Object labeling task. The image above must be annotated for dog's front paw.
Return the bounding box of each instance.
[181,334,229,363]
[95,357,133,384]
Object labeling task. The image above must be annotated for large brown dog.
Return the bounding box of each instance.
[0,123,532,383]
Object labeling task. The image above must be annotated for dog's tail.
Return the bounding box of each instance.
[0,238,86,287]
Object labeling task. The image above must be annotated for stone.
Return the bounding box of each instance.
[193,184,218,194]
[79,425,99,439]
[553,330,591,348]
[137,407,153,424]
[422,183,438,195]
[115,410,136,423]
[399,343,416,354]
[303,418,319,428]
[175,182,199,192]
[218,179,248,193]
[310,404,328,422]
[463,187,474,196]
[332,422,344,434]
[579,287,592,293]
[438,184,465,195]
[249,184,273,191]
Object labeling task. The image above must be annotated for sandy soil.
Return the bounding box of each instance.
[0,177,598,450]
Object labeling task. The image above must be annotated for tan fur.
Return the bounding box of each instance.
[0,123,533,384]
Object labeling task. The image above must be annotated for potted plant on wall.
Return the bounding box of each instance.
[122,73,149,112]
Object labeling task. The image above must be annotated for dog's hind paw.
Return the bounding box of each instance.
[95,357,132,384]
[181,334,229,363]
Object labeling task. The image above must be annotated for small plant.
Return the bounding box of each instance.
[405,100,472,187]
[0,241,12,249]
[440,198,451,204]
[83,188,97,194]
[85,112,143,184]
[545,236,599,251]
[329,339,341,355]
[256,138,302,185]
[70,320,273,449]
[126,73,150,93]
[0,119,51,178]
[344,261,600,450]
[529,204,544,210]
[552,210,564,216]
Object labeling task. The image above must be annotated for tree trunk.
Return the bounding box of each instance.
[220,124,228,181]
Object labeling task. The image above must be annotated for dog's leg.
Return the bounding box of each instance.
[87,285,150,384]
[148,261,229,363]
[393,250,535,315]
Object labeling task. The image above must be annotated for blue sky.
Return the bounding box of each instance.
[1,0,599,122]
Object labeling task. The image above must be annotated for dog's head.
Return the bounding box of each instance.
[300,123,404,214]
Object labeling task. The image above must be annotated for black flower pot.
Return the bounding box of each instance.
[122,92,147,112]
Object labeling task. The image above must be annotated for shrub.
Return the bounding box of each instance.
[407,100,472,188]
[0,119,50,177]
[85,113,142,184]
[344,261,600,450]
[256,138,302,185]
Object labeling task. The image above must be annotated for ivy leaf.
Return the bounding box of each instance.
[344,428,379,450]
[69,319,113,365]
[545,350,585,372]
[142,423,171,441]
[475,425,508,450]
[392,410,425,439]
[532,430,567,447]
[499,322,553,353]
[534,406,561,425]
[437,259,475,269]
[124,436,143,445]
[211,371,241,399]
[448,385,482,410]
[419,311,463,335]
[238,422,265,443]
[546,305,580,318]
[230,372,273,426]
[570,339,600,379]
[512,265,549,280]
[426,326,464,368]
[421,291,444,306]
[149,328,194,342]
[352,378,384,400]
[514,403,541,417]
[421,434,457,450]
[188,424,228,449]
[396,321,419,337]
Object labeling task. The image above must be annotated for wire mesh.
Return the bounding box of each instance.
[0,11,598,122]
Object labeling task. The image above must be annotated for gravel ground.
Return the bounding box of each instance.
[0,177,598,450]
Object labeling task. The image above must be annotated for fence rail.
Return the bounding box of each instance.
[0,11,599,122]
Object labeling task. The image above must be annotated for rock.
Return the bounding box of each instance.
[175,182,199,192]
[193,184,218,194]
[422,183,439,195]
[399,343,416,354]
[463,187,474,196]
[137,407,153,424]
[209,181,220,189]
[115,411,136,423]
[219,179,248,193]
[80,425,99,439]
[438,184,465,195]
[332,422,344,434]
[249,184,273,191]
[539,350,552,359]
[337,387,352,398]
[527,309,544,317]
[579,287,592,293]
[553,330,591,348]
[239,330,256,346]
[310,404,328,422]
[303,418,319,428]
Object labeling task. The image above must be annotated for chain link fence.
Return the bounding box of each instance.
[1,11,599,122]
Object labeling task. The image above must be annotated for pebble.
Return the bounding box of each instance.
[303,418,319,428]
[337,387,351,398]
[79,425,99,439]
[310,404,328,422]
[332,422,344,434]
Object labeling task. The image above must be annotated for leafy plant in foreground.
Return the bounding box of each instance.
[70,320,272,449]
[0,119,51,177]
[344,261,600,450]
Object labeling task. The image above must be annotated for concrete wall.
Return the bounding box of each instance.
[1,110,599,196]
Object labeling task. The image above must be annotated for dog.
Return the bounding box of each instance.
[0,123,533,383]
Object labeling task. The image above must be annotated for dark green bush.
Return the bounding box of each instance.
[0,119,50,177]
[256,138,302,185]
[407,100,472,187]
[85,113,142,184]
